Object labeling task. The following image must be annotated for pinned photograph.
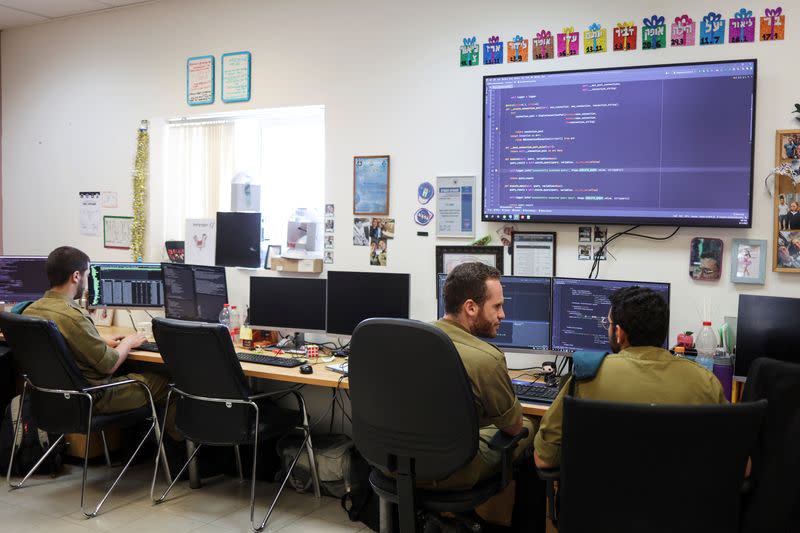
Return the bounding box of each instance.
[325,203,335,215]
[324,236,335,250]
[777,231,800,269]
[690,237,723,281]
[353,217,370,246]
[324,218,335,233]
[369,218,395,241]
[593,226,607,243]
[370,238,388,266]
[732,239,766,284]
[324,251,334,264]
[772,130,800,272]
[496,224,515,247]
[592,244,607,261]
[578,244,592,260]
[578,226,592,242]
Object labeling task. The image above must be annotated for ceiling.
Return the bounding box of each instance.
[0,1,157,30]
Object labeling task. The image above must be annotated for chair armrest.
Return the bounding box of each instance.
[536,467,560,482]
[248,386,301,401]
[488,427,529,487]
[536,466,561,529]
[82,379,137,392]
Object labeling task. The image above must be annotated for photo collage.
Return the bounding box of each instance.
[353,217,395,266]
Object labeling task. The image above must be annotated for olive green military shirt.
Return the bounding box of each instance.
[23,291,119,384]
[432,318,522,429]
[534,345,728,466]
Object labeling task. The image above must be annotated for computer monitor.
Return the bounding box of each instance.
[0,256,49,303]
[249,276,327,332]
[162,263,228,323]
[87,262,164,308]
[735,294,800,378]
[551,278,671,352]
[215,212,262,268]
[326,271,410,336]
[436,273,552,351]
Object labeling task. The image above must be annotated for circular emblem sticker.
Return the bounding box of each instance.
[414,208,434,226]
[417,182,434,204]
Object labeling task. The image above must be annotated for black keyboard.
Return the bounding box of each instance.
[512,381,560,404]
[137,341,159,352]
[236,352,306,367]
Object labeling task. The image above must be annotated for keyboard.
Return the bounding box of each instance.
[512,381,560,404]
[236,352,306,367]
[137,341,160,352]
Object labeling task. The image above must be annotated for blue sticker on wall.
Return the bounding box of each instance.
[414,208,434,226]
[418,182,434,204]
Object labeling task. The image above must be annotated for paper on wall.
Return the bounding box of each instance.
[185,218,217,266]
[79,192,101,236]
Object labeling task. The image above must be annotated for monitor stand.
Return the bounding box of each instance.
[504,350,569,370]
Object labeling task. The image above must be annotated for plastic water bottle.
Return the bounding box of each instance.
[695,321,717,372]
[219,303,231,338]
[229,305,241,345]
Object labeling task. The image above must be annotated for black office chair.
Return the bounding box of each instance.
[539,396,767,533]
[149,317,321,532]
[349,318,529,533]
[0,311,168,518]
[740,357,800,533]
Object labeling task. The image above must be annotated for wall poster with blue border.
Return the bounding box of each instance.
[186,55,215,105]
[353,156,390,215]
[221,51,251,103]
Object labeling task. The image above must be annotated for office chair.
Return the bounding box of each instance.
[0,311,168,518]
[149,317,321,532]
[538,396,767,533]
[349,318,529,533]
[740,358,800,533]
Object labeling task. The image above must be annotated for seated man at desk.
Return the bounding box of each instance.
[23,246,181,441]
[433,263,541,527]
[534,286,726,468]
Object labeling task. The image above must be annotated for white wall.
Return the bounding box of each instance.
[2,0,798,342]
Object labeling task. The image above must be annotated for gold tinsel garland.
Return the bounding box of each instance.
[130,122,149,262]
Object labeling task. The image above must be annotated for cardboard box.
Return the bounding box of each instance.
[270,257,323,273]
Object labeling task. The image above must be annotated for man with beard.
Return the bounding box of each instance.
[23,246,179,439]
[432,263,544,532]
[533,286,726,469]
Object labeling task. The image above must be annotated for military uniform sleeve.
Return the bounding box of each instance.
[709,373,728,404]
[474,357,522,429]
[59,314,120,376]
[533,376,572,466]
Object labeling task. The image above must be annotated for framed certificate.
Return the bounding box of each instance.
[435,245,504,275]
[103,216,133,249]
[511,232,556,277]
[353,156,390,215]
[186,55,215,106]
[221,51,251,103]
[436,176,475,238]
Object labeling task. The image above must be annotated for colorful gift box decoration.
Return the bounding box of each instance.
[507,35,529,63]
[700,12,726,45]
[557,26,580,57]
[670,14,696,46]
[760,7,785,41]
[729,9,756,43]
[584,23,607,53]
[642,15,667,49]
[613,21,638,51]
[459,36,479,67]
[483,35,504,65]
[533,30,554,60]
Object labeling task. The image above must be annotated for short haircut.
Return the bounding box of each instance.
[609,286,669,347]
[46,246,90,287]
[443,262,501,315]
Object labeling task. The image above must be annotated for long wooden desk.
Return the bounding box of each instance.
[102,326,551,417]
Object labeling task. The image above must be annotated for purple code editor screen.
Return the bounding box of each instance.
[483,60,756,227]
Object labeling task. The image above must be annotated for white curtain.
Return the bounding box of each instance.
[163,121,235,240]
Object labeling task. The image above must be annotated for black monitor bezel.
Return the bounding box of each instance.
[87,262,165,309]
[160,262,229,323]
[0,255,49,303]
[481,58,757,228]
[249,276,328,333]
[326,270,411,336]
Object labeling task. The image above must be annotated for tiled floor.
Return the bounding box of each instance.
[0,462,367,533]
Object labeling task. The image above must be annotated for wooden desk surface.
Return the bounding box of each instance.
[103,326,550,417]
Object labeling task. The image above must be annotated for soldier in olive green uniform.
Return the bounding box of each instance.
[431,263,537,490]
[534,286,727,468]
[23,247,180,440]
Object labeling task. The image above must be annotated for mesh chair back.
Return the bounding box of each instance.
[740,358,800,533]
[349,318,478,482]
[559,397,766,533]
[152,317,253,444]
[0,311,92,434]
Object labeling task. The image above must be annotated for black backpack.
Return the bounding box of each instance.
[0,394,63,477]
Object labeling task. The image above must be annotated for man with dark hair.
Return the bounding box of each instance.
[534,286,726,468]
[23,246,179,439]
[432,262,536,489]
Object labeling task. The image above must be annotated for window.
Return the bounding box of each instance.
[163,106,325,249]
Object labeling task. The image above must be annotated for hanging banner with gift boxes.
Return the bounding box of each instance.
[459,6,786,66]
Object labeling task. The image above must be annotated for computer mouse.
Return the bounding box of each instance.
[299,364,313,374]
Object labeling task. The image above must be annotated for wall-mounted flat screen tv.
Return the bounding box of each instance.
[482,59,756,227]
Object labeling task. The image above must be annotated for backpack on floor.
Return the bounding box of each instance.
[0,394,63,477]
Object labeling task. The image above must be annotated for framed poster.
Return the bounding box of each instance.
[436,176,475,238]
[435,245,504,275]
[103,216,133,249]
[186,55,215,106]
[511,231,556,277]
[353,155,390,215]
[774,129,800,272]
[731,239,766,284]
[221,51,251,103]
